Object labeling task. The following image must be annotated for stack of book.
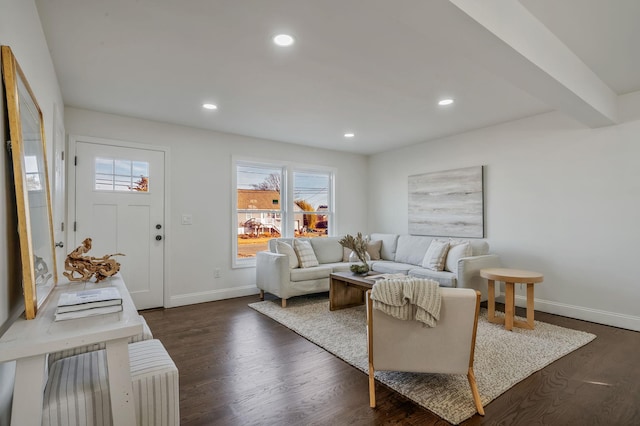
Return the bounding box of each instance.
[55,287,123,321]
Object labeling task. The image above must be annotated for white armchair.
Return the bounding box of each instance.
[366,287,484,416]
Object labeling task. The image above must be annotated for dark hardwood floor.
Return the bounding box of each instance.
[141,295,640,426]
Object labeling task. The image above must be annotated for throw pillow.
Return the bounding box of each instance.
[367,240,382,261]
[445,241,472,272]
[342,247,352,262]
[342,240,383,262]
[276,241,299,269]
[293,239,319,268]
[421,239,450,271]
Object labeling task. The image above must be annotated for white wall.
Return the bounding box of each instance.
[368,94,640,331]
[64,107,369,307]
[0,0,65,422]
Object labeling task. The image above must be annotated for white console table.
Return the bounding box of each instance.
[0,275,143,426]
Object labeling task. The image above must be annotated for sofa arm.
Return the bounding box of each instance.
[456,254,501,298]
[256,251,291,299]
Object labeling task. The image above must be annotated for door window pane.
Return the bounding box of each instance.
[95,158,149,192]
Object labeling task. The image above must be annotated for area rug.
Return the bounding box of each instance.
[248,296,596,425]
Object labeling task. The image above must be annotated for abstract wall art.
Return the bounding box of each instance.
[408,166,484,238]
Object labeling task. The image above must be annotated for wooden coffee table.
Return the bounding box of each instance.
[329,271,378,311]
[480,268,544,331]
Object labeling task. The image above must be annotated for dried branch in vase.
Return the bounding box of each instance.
[339,232,369,264]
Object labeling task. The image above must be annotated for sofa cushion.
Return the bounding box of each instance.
[468,240,489,256]
[326,262,352,273]
[310,237,343,264]
[445,241,472,272]
[394,235,432,266]
[276,241,299,269]
[421,239,450,271]
[290,265,333,282]
[408,268,457,287]
[369,233,399,261]
[370,261,412,275]
[268,238,298,253]
[294,239,319,268]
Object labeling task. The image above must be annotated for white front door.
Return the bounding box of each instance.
[72,139,165,309]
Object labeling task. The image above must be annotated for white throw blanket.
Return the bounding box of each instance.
[370,277,441,327]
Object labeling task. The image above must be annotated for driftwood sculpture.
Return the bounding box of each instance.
[63,238,125,282]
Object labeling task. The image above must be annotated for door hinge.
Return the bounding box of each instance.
[73,221,77,232]
[61,222,64,232]
[61,151,65,161]
[74,156,78,166]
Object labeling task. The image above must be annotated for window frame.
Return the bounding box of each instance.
[232,157,335,268]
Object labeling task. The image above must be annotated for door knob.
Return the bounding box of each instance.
[156,235,162,241]
[55,241,64,248]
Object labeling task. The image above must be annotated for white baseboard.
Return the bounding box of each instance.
[168,285,260,308]
[169,287,640,331]
[495,293,640,332]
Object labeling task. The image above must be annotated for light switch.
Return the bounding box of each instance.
[181,214,193,225]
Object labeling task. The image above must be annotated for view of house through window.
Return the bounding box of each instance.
[235,162,333,262]
[236,164,282,259]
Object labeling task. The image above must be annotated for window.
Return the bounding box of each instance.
[234,159,334,266]
[95,157,149,192]
[236,164,283,261]
[293,170,331,236]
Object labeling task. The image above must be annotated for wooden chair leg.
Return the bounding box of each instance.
[281,298,287,308]
[259,290,264,301]
[467,367,484,416]
[369,365,376,408]
[367,290,376,408]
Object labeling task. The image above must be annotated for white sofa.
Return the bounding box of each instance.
[256,233,500,307]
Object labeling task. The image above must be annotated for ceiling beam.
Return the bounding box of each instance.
[447,0,618,127]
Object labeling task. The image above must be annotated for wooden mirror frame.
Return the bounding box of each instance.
[2,46,57,319]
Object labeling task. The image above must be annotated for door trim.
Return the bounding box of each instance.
[67,134,172,307]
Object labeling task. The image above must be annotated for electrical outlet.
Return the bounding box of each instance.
[214,268,221,278]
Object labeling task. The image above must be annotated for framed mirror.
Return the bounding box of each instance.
[2,46,57,319]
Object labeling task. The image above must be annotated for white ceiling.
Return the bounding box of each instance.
[35,0,640,155]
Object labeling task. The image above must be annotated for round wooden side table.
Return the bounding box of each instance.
[480,268,544,331]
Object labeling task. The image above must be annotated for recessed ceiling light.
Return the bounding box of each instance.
[438,99,454,106]
[344,133,355,138]
[202,103,218,110]
[273,34,295,47]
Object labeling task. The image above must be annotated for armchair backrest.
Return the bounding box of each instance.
[367,287,480,375]
[366,286,484,415]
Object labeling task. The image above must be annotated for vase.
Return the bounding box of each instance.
[349,251,370,275]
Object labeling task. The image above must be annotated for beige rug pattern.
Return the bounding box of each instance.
[249,296,596,424]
